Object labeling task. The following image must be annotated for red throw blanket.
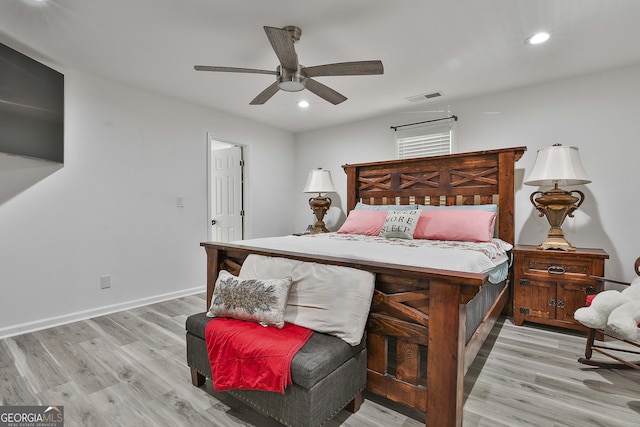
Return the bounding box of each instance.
[205,317,313,393]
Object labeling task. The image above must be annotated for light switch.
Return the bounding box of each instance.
[100,275,111,289]
[176,196,184,207]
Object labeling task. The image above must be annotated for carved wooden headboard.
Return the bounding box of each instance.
[342,146,526,244]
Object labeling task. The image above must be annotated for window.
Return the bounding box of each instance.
[394,118,455,159]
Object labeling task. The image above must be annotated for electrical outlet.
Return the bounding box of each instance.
[176,196,184,208]
[100,275,111,289]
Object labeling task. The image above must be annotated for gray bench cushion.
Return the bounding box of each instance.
[186,312,366,389]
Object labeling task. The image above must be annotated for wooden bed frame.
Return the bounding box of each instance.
[200,146,526,426]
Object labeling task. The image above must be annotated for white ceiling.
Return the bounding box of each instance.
[2,0,640,134]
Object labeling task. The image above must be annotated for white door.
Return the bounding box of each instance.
[209,146,243,242]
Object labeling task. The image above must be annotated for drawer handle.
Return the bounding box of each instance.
[547,265,566,275]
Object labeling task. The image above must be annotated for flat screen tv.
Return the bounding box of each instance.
[0,41,64,163]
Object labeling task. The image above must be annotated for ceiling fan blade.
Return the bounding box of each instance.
[250,82,280,105]
[194,65,277,75]
[263,26,298,70]
[302,60,384,77]
[305,78,347,105]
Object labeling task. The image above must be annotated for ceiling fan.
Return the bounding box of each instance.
[194,25,384,105]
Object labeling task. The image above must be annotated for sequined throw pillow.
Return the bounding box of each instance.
[206,270,294,328]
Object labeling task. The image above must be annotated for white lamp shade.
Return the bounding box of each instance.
[303,168,336,193]
[524,145,591,186]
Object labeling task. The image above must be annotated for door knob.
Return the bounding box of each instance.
[211,219,217,225]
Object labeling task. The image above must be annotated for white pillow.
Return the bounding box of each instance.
[238,254,375,346]
[379,209,421,239]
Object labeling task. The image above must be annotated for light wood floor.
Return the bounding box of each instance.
[1,292,639,426]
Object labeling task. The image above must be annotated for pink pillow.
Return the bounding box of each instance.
[337,210,387,236]
[414,209,497,242]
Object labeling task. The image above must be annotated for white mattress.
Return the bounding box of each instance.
[233,233,512,283]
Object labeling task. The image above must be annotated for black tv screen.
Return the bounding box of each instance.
[0,41,64,163]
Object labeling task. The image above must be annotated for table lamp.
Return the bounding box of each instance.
[524,144,591,251]
[303,168,336,234]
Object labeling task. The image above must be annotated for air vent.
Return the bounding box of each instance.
[407,92,443,103]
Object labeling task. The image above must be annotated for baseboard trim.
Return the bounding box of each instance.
[0,286,206,339]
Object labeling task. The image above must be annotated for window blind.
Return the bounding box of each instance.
[394,118,454,159]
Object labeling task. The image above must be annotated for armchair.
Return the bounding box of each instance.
[575,257,640,369]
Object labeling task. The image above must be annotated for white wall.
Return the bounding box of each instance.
[294,62,640,282]
[0,70,295,337]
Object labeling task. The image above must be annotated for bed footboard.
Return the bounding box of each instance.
[201,242,489,427]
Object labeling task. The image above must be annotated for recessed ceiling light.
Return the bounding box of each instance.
[526,32,550,45]
[298,100,309,108]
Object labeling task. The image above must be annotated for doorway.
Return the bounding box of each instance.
[207,135,244,242]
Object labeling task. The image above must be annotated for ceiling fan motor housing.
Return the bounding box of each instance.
[277,65,306,92]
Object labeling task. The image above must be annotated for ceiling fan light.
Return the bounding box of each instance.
[277,65,306,92]
[278,78,306,92]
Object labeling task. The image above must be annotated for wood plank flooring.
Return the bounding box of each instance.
[1,292,639,426]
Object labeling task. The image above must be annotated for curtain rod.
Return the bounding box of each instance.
[390,115,458,131]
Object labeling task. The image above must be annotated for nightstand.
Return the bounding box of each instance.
[513,245,609,332]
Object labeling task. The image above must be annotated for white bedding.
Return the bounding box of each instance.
[233,233,512,283]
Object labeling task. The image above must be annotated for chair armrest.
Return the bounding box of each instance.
[587,256,639,290]
[588,275,631,287]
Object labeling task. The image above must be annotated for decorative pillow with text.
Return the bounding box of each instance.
[379,209,421,239]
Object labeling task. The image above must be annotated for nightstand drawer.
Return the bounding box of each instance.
[522,256,592,279]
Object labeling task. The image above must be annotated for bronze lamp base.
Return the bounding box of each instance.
[530,183,585,251]
[308,195,332,234]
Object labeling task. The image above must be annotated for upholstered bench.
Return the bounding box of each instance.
[186,312,367,427]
